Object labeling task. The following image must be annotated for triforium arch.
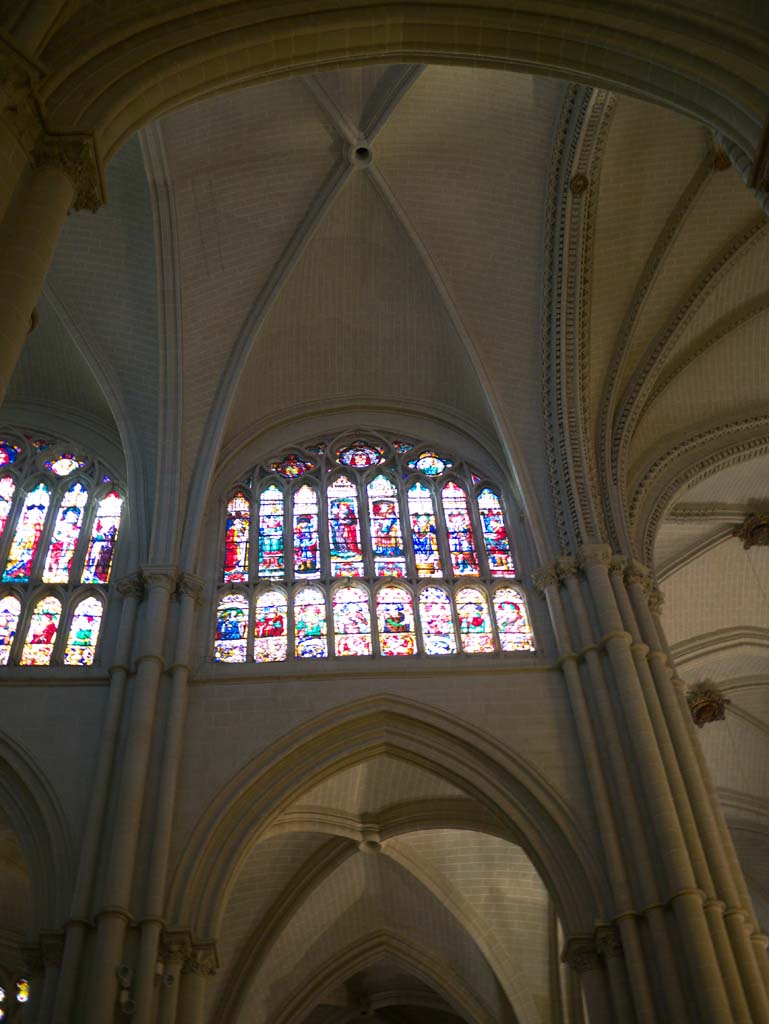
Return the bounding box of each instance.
[168,696,604,940]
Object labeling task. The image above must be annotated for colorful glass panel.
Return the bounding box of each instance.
[327,475,363,577]
[418,586,457,655]
[477,488,515,576]
[63,596,103,665]
[3,483,49,582]
[82,491,122,584]
[43,482,88,583]
[336,440,385,468]
[0,596,21,665]
[367,475,405,577]
[16,981,29,1004]
[391,439,413,454]
[493,587,534,651]
[0,441,20,465]
[254,589,288,662]
[29,437,52,451]
[332,585,372,656]
[456,587,495,653]
[214,594,248,662]
[20,595,61,665]
[45,452,87,476]
[0,476,15,540]
[270,453,313,478]
[408,482,441,576]
[376,585,416,656]
[441,482,479,575]
[294,586,327,658]
[408,450,451,476]
[306,442,327,454]
[257,485,284,578]
[471,472,481,486]
[293,485,320,578]
[222,491,249,583]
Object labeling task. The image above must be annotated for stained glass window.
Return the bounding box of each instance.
[222,491,249,583]
[0,476,15,539]
[477,489,515,576]
[376,585,415,655]
[408,450,451,475]
[43,482,88,583]
[254,588,288,662]
[295,586,327,658]
[45,453,87,476]
[336,440,385,467]
[0,441,20,465]
[293,485,320,578]
[214,593,248,662]
[257,485,284,578]
[16,980,29,1003]
[4,483,50,582]
[333,585,372,656]
[327,475,364,577]
[270,453,313,478]
[456,587,494,653]
[367,475,405,577]
[82,491,122,584]
[418,586,457,655]
[441,482,479,576]
[493,587,533,651]
[408,482,442,577]
[63,595,103,666]
[20,595,61,665]
[0,596,21,665]
[391,440,413,454]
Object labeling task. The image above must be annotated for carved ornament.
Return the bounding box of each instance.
[624,560,651,592]
[117,573,144,600]
[577,544,612,570]
[569,172,589,194]
[555,556,578,582]
[687,683,731,728]
[563,936,600,973]
[182,940,219,976]
[176,572,205,603]
[732,513,769,550]
[647,587,664,615]
[33,133,105,212]
[595,924,623,960]
[161,930,192,965]
[531,565,559,592]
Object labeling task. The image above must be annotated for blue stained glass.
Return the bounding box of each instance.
[43,482,88,583]
[64,595,103,665]
[45,453,87,477]
[418,586,457,655]
[293,485,320,578]
[0,596,20,666]
[0,476,15,540]
[4,483,49,582]
[328,475,363,577]
[407,482,441,576]
[214,593,248,662]
[477,488,515,576]
[493,587,534,651]
[336,441,384,468]
[295,586,327,657]
[456,587,494,653]
[258,485,284,578]
[254,588,288,662]
[270,453,313,478]
[82,491,122,584]
[441,482,479,575]
[367,475,405,577]
[0,441,20,466]
[408,450,452,476]
[223,491,249,583]
[333,585,372,656]
[376,585,416,655]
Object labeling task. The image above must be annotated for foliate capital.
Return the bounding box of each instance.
[161,930,192,964]
[531,564,559,593]
[595,924,623,960]
[608,555,627,576]
[32,132,105,212]
[116,572,144,600]
[563,936,600,973]
[141,564,178,592]
[177,572,206,604]
[624,559,651,592]
[555,556,579,582]
[577,544,612,571]
[687,682,731,729]
[182,940,219,976]
[647,586,665,615]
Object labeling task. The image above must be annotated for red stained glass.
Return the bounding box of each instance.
[64,595,103,665]
[408,482,441,576]
[0,596,20,665]
[270,453,313,478]
[333,585,372,656]
[82,491,122,584]
[456,587,495,653]
[336,440,384,468]
[328,475,363,577]
[493,587,534,651]
[376,585,415,656]
[294,586,327,658]
[0,476,15,540]
[3,483,49,582]
[477,489,515,576]
[258,485,284,578]
[254,589,288,662]
[368,475,405,577]
[0,441,20,465]
[293,485,320,578]
[223,491,250,583]
[45,453,87,477]
[20,595,61,665]
[418,586,457,655]
[441,482,479,576]
[214,593,248,662]
[43,482,88,583]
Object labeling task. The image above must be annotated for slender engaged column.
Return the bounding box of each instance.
[176,944,217,1024]
[564,938,612,1024]
[596,925,634,1022]
[157,934,190,1024]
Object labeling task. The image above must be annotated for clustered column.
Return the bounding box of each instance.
[535,544,769,1024]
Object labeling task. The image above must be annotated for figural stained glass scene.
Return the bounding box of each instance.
[213,434,533,662]
[0,429,122,667]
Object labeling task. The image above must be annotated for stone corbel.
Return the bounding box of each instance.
[647,586,664,615]
[732,513,769,550]
[595,924,623,960]
[176,572,206,606]
[160,930,193,965]
[555,556,578,583]
[563,935,601,973]
[117,572,144,601]
[531,564,559,592]
[687,682,731,728]
[32,132,105,211]
[623,560,652,593]
[182,939,219,976]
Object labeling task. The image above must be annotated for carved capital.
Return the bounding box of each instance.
[595,924,623,960]
[117,572,144,600]
[608,555,627,576]
[687,683,731,728]
[732,513,769,550]
[182,940,218,976]
[32,132,105,212]
[531,564,559,592]
[577,544,612,571]
[555,556,578,582]
[161,930,192,965]
[141,564,178,592]
[563,936,600,973]
[647,586,665,615]
[176,572,205,603]
[624,559,651,592]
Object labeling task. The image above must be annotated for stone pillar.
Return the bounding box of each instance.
[132,573,204,1024]
[80,566,176,1024]
[176,943,218,1024]
[563,937,612,1024]
[157,934,191,1024]
[0,130,103,402]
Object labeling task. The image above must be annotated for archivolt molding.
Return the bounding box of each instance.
[0,728,74,931]
[671,626,769,668]
[542,84,614,553]
[166,696,604,938]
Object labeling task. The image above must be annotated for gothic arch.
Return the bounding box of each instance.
[0,728,74,929]
[167,696,606,939]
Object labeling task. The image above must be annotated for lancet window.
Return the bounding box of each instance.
[0,431,123,667]
[213,434,533,663]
